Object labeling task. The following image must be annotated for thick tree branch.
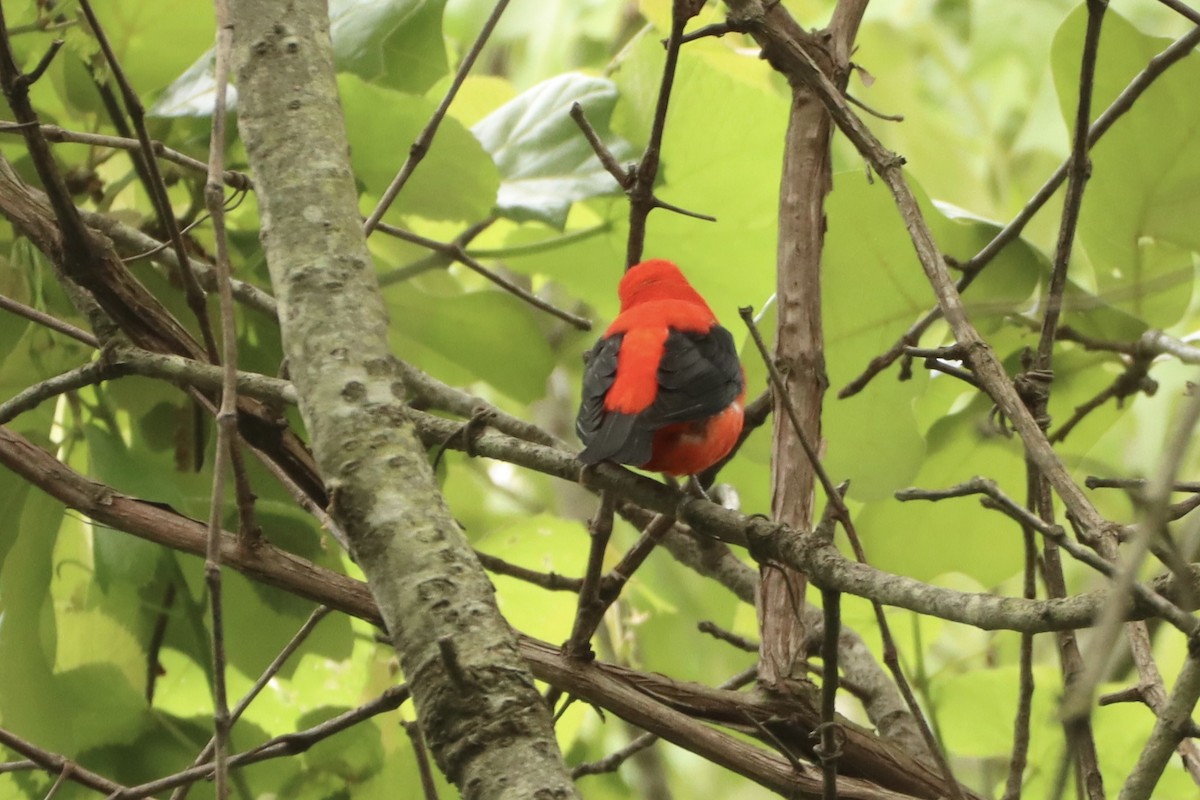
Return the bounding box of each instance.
[8,424,1200,641]
[226,3,577,797]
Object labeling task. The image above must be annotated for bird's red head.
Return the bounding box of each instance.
[617,259,712,314]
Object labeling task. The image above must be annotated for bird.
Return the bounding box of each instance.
[576,259,745,477]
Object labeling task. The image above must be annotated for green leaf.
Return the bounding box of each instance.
[82,0,217,98]
[386,285,555,403]
[614,31,781,311]
[331,0,448,94]
[83,423,195,513]
[58,663,148,752]
[932,665,1060,757]
[55,609,146,693]
[474,514,588,644]
[0,487,72,753]
[149,50,218,118]
[341,75,500,223]
[1052,7,1200,328]
[81,711,214,787]
[471,73,635,228]
[823,173,1043,501]
[857,395,1027,584]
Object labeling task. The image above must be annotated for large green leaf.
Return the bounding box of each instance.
[0,487,72,753]
[856,392,1028,585]
[58,663,148,752]
[342,75,500,223]
[1052,7,1200,328]
[330,0,448,94]
[471,73,635,228]
[823,173,1044,501]
[474,514,588,644]
[933,665,1059,758]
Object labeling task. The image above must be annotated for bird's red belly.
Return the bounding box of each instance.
[641,400,744,476]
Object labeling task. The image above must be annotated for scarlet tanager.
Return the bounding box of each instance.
[576,259,745,477]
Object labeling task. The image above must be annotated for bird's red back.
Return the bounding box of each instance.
[576,259,744,476]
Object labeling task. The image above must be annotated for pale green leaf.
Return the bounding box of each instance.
[1052,8,1200,328]
[342,75,500,222]
[472,73,635,227]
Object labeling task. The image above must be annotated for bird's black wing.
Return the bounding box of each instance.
[575,325,742,468]
[648,325,743,425]
[576,333,656,466]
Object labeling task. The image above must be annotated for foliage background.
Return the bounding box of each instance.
[1,0,1199,797]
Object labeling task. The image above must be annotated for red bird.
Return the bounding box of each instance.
[576,259,745,477]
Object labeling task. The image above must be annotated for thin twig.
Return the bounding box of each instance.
[1033,0,1105,373]
[81,211,278,320]
[0,359,111,425]
[1153,0,1200,26]
[597,513,678,603]
[42,763,72,800]
[559,511,679,660]
[198,5,238,794]
[404,721,441,800]
[373,222,591,330]
[569,103,630,187]
[817,589,841,800]
[1001,472,1038,800]
[110,685,411,799]
[1062,379,1200,725]
[378,217,497,286]
[624,1,706,268]
[0,727,127,795]
[572,731,659,778]
[0,293,100,347]
[1087,477,1200,493]
[145,582,178,703]
[0,121,251,189]
[1119,651,1200,800]
[362,0,511,235]
[697,620,758,652]
[473,550,584,592]
[565,491,616,660]
[1049,356,1156,443]
[845,92,904,122]
[570,665,759,780]
[1061,325,1200,365]
[895,477,1195,633]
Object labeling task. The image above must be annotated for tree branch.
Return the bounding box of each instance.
[227,2,578,795]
